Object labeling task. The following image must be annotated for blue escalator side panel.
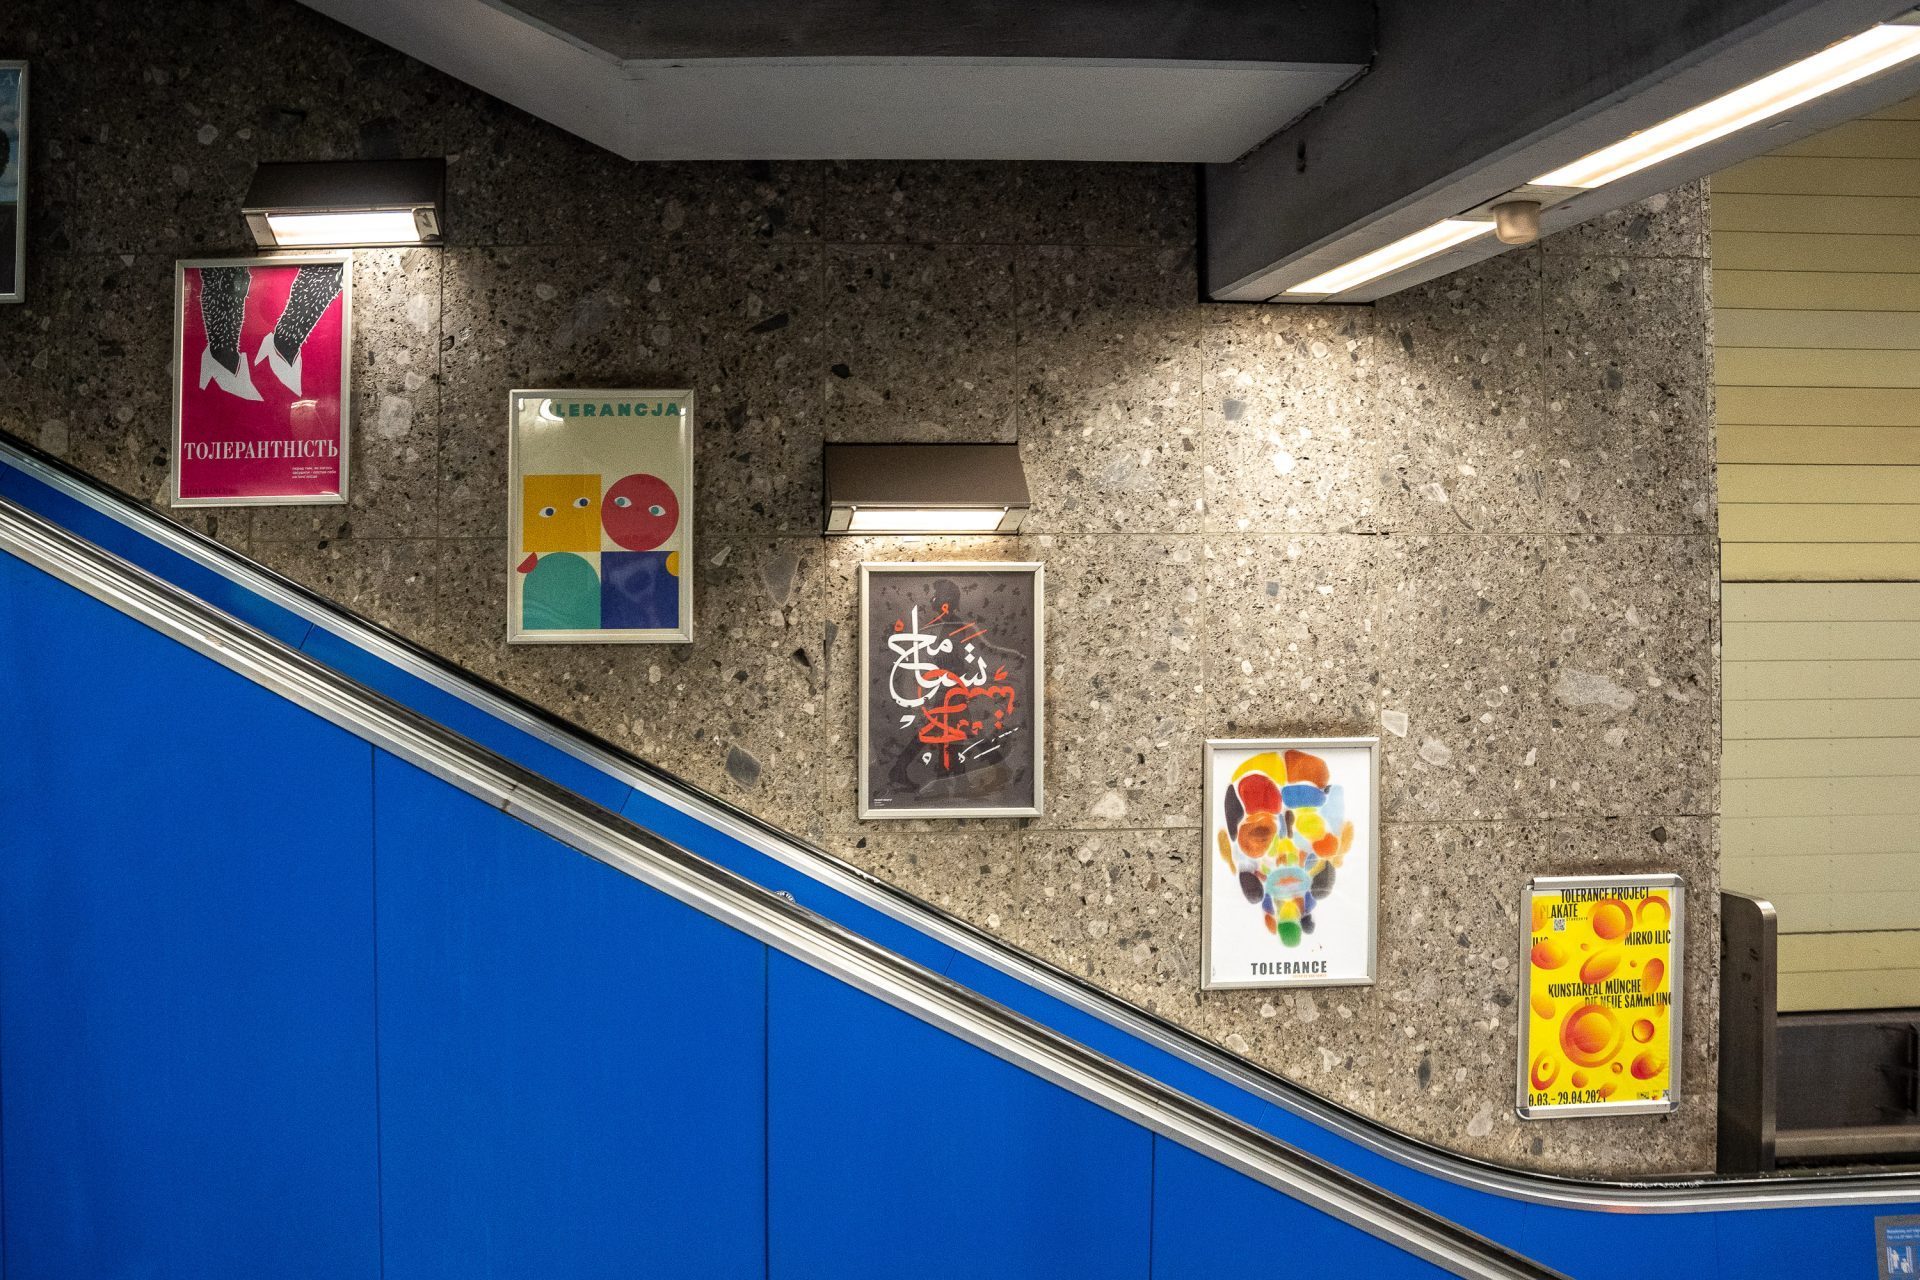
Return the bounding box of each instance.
[303,626,634,813]
[0,554,382,1279]
[0,462,312,648]
[767,952,1155,1279]
[372,753,768,1280]
[1150,1136,1452,1280]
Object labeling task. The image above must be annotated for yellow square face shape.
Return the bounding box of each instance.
[522,474,601,552]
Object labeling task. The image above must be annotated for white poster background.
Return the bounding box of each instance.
[1202,740,1377,989]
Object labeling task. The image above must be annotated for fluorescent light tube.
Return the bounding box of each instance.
[262,209,424,247]
[1535,21,1920,189]
[1283,219,1494,297]
[845,507,1008,533]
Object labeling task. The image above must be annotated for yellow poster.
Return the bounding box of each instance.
[1518,874,1683,1118]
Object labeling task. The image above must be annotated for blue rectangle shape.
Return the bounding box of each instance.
[767,951,1153,1279]
[372,752,768,1280]
[1151,1136,1452,1280]
[0,553,382,1279]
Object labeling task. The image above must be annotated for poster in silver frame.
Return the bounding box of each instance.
[858,561,1044,820]
[1,62,26,304]
[1516,872,1684,1120]
[1201,737,1379,990]
[505,388,695,644]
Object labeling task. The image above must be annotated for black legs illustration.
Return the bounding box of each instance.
[196,262,343,401]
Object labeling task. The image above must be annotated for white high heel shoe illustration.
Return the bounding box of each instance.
[199,346,263,401]
[255,333,302,397]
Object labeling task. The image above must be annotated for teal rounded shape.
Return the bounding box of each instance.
[521,552,600,631]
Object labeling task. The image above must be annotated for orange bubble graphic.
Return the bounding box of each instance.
[1631,1050,1667,1081]
[1599,1082,1616,1099]
[1531,939,1568,970]
[1590,898,1631,941]
[1641,957,1666,995]
[1611,1061,1623,1073]
[1561,1004,1621,1068]
[1638,895,1670,928]
[1531,899,1550,932]
[1579,946,1623,985]
[1570,1070,1589,1088]
[1530,1055,1559,1091]
[1530,991,1556,1021]
[1632,1019,1656,1043]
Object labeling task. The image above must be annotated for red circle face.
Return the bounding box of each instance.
[601,473,678,550]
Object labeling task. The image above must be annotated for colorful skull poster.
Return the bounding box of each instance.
[1518,874,1683,1119]
[1202,738,1378,989]
[507,389,694,643]
[172,254,351,505]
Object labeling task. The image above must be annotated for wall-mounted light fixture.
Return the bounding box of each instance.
[823,442,1029,535]
[1534,15,1920,190]
[1280,12,1920,302]
[243,158,446,249]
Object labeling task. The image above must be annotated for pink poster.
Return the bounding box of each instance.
[172,254,351,505]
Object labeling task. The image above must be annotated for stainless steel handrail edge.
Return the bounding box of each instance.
[0,495,1563,1280]
[4,436,1918,1212]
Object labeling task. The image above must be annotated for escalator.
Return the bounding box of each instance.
[1,434,1917,1278]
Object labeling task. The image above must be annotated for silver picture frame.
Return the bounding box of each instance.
[1,61,27,305]
[505,388,696,645]
[1201,736,1380,990]
[1515,871,1686,1121]
[858,560,1045,820]
[170,252,355,507]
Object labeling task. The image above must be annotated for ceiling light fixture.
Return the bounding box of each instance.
[823,442,1030,536]
[1282,219,1494,297]
[1534,16,1920,189]
[243,158,446,249]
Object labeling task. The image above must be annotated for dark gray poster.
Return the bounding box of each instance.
[859,563,1044,819]
[1,63,24,304]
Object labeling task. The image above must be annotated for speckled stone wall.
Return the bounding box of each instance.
[1,0,1719,1176]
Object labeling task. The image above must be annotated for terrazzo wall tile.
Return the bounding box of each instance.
[1202,305,1378,534]
[3,0,1722,1179]
[822,245,1017,441]
[1548,536,1721,817]
[1372,249,1550,534]
[1542,253,1716,535]
[1016,246,1204,534]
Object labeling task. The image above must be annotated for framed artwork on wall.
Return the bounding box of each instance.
[1517,872,1683,1120]
[859,562,1044,819]
[0,62,24,304]
[1201,737,1378,990]
[507,388,695,644]
[171,253,352,506]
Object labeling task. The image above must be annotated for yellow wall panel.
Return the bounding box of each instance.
[1718,386,1920,425]
[1717,425,1920,466]
[1716,347,1920,388]
[1722,542,1920,580]
[1711,193,1920,235]
[1713,308,1920,349]
[1715,155,1920,197]
[1772,120,1920,158]
[1714,269,1920,312]
[1714,105,1920,1009]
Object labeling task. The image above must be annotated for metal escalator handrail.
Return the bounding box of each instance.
[0,494,1565,1280]
[3,434,1918,1213]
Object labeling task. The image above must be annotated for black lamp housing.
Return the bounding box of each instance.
[242,158,446,249]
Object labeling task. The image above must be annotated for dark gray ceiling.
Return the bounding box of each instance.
[504,0,1373,62]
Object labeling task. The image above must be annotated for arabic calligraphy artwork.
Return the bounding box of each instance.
[859,562,1044,819]
[506,388,694,643]
[1201,737,1378,989]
